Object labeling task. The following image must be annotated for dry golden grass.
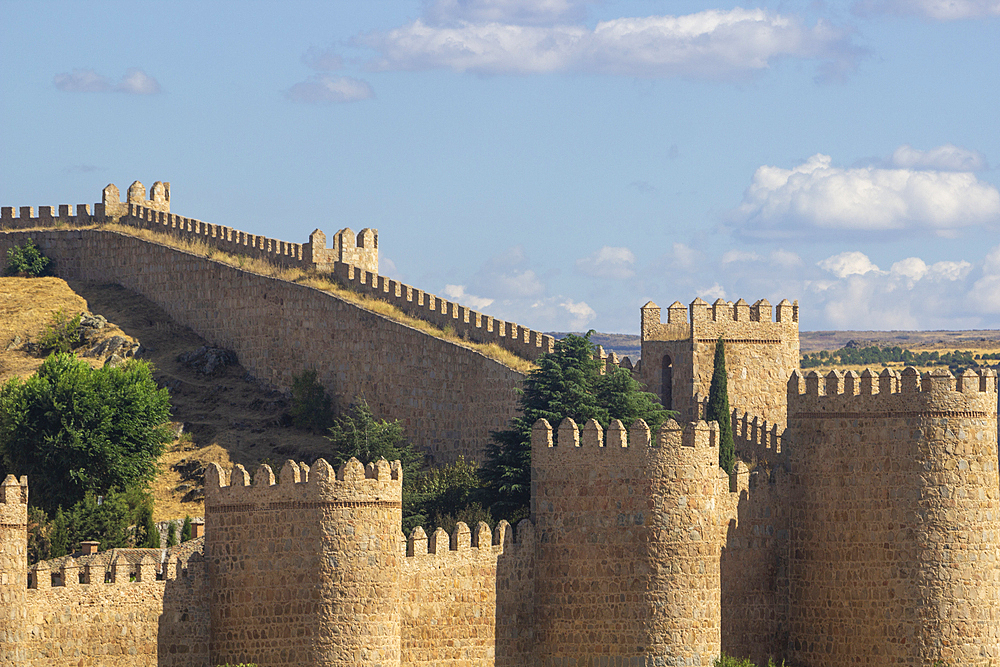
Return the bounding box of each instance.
[96,223,536,373]
[0,277,135,383]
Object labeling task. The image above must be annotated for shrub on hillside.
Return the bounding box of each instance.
[37,309,83,354]
[0,353,172,514]
[3,238,52,277]
[290,369,333,432]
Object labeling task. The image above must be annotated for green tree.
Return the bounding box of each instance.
[404,457,489,535]
[135,501,160,548]
[290,370,334,432]
[0,353,172,514]
[325,398,422,479]
[705,337,735,474]
[483,332,671,522]
[181,515,192,542]
[166,522,178,547]
[3,239,52,277]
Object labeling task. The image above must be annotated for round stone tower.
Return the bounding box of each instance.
[205,458,403,667]
[787,367,1000,666]
[0,474,27,666]
[531,416,734,666]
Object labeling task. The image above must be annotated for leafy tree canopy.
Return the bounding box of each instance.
[325,397,423,481]
[482,332,673,522]
[0,353,172,513]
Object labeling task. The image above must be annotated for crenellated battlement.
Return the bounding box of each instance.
[403,517,532,561]
[27,546,202,590]
[530,417,722,470]
[204,457,402,507]
[732,410,785,465]
[332,262,556,361]
[641,297,798,343]
[788,366,998,417]
[592,344,635,374]
[1,181,379,275]
[0,475,28,529]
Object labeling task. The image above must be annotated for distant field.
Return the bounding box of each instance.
[552,329,1000,363]
[799,330,1000,353]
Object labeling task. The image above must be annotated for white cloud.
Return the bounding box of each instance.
[558,299,597,329]
[770,249,804,269]
[359,8,858,80]
[699,283,727,301]
[818,251,882,278]
[443,284,495,310]
[854,0,1000,20]
[721,249,762,264]
[469,246,545,299]
[670,242,701,270]
[575,246,636,280]
[54,68,161,94]
[286,75,375,104]
[722,248,803,269]
[890,144,988,171]
[426,0,590,25]
[732,152,1000,238]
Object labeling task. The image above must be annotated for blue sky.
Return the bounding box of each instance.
[2,0,999,334]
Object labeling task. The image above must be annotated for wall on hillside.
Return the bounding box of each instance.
[0,230,523,462]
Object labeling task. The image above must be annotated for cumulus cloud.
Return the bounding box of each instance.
[731,152,1000,239]
[286,75,375,104]
[358,8,859,80]
[853,0,1000,20]
[818,251,882,278]
[443,284,495,310]
[468,246,546,299]
[575,246,636,280]
[890,144,989,171]
[53,68,161,94]
[558,299,597,329]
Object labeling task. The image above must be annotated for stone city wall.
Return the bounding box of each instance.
[20,543,209,667]
[0,229,523,462]
[2,183,563,363]
[400,520,529,667]
[530,417,736,667]
[786,367,1000,667]
[721,465,791,664]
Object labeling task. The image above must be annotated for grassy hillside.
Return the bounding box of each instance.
[0,277,335,521]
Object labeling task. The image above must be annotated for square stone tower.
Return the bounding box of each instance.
[639,297,799,426]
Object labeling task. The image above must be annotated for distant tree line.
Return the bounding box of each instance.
[801,344,993,374]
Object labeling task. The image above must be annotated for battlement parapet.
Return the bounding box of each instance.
[531,417,724,472]
[332,262,556,362]
[1,203,94,230]
[641,297,799,342]
[0,475,28,527]
[2,182,379,275]
[592,344,635,374]
[403,518,533,563]
[204,457,402,507]
[26,543,204,591]
[788,367,997,416]
[732,411,786,465]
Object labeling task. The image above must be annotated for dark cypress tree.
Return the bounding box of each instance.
[706,337,735,474]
